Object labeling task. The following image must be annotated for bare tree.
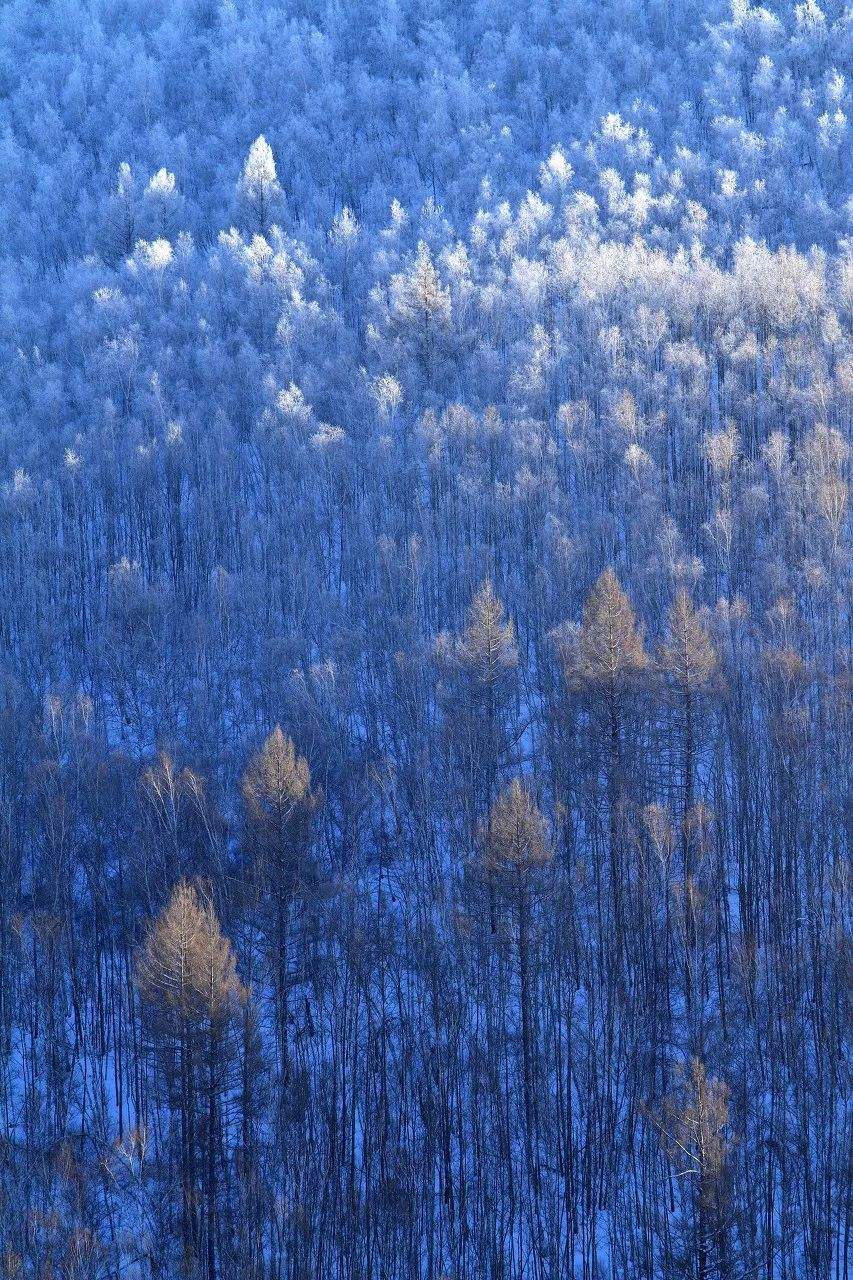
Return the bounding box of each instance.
[655,1059,731,1280]
[659,589,717,999]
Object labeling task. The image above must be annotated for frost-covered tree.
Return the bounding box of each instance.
[238,135,282,232]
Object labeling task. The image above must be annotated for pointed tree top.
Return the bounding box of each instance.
[659,588,717,690]
[480,778,552,873]
[241,726,317,823]
[459,580,518,681]
[136,879,245,1024]
[240,135,279,194]
[577,567,648,689]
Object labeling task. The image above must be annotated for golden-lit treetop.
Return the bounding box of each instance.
[480,778,552,874]
[577,567,649,690]
[457,579,518,685]
[136,879,245,1026]
[241,726,319,830]
[659,588,717,691]
[660,1058,730,1194]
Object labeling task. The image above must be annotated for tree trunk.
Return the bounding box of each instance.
[683,684,696,1012]
[206,1023,217,1280]
[607,688,624,955]
[517,874,538,1195]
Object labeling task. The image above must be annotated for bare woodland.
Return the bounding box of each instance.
[0,1,850,1277]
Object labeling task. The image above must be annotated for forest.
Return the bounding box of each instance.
[0,0,850,1277]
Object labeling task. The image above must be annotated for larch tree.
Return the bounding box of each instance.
[136,879,246,1280]
[657,1059,732,1280]
[241,726,320,1082]
[480,777,552,1189]
[658,588,718,974]
[444,579,519,819]
[389,240,452,381]
[439,580,519,927]
[572,567,649,948]
[238,136,281,233]
[0,4,850,1275]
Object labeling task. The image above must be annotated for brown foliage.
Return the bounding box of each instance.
[241,727,319,841]
[575,567,649,692]
[135,879,245,1027]
[454,580,518,686]
[659,589,717,691]
[479,778,552,874]
[659,1058,730,1196]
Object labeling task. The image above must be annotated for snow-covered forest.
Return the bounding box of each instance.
[0,0,850,1276]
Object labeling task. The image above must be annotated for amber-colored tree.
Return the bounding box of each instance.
[241,727,321,1080]
[480,778,552,1188]
[438,580,519,925]
[659,589,717,807]
[657,1059,731,1280]
[577,568,649,693]
[446,579,519,807]
[136,879,246,1280]
[572,568,649,947]
[659,589,717,969]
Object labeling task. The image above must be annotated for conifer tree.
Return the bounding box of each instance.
[659,589,717,971]
[238,136,281,232]
[481,778,552,1188]
[241,727,320,1080]
[440,580,519,925]
[657,1059,731,1280]
[573,568,648,948]
[136,879,246,1280]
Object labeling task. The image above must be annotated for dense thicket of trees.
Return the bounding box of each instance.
[0,2,850,1278]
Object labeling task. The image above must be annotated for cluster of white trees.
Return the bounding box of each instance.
[0,1,849,1277]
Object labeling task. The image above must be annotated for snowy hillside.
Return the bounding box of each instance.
[0,3,849,1278]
